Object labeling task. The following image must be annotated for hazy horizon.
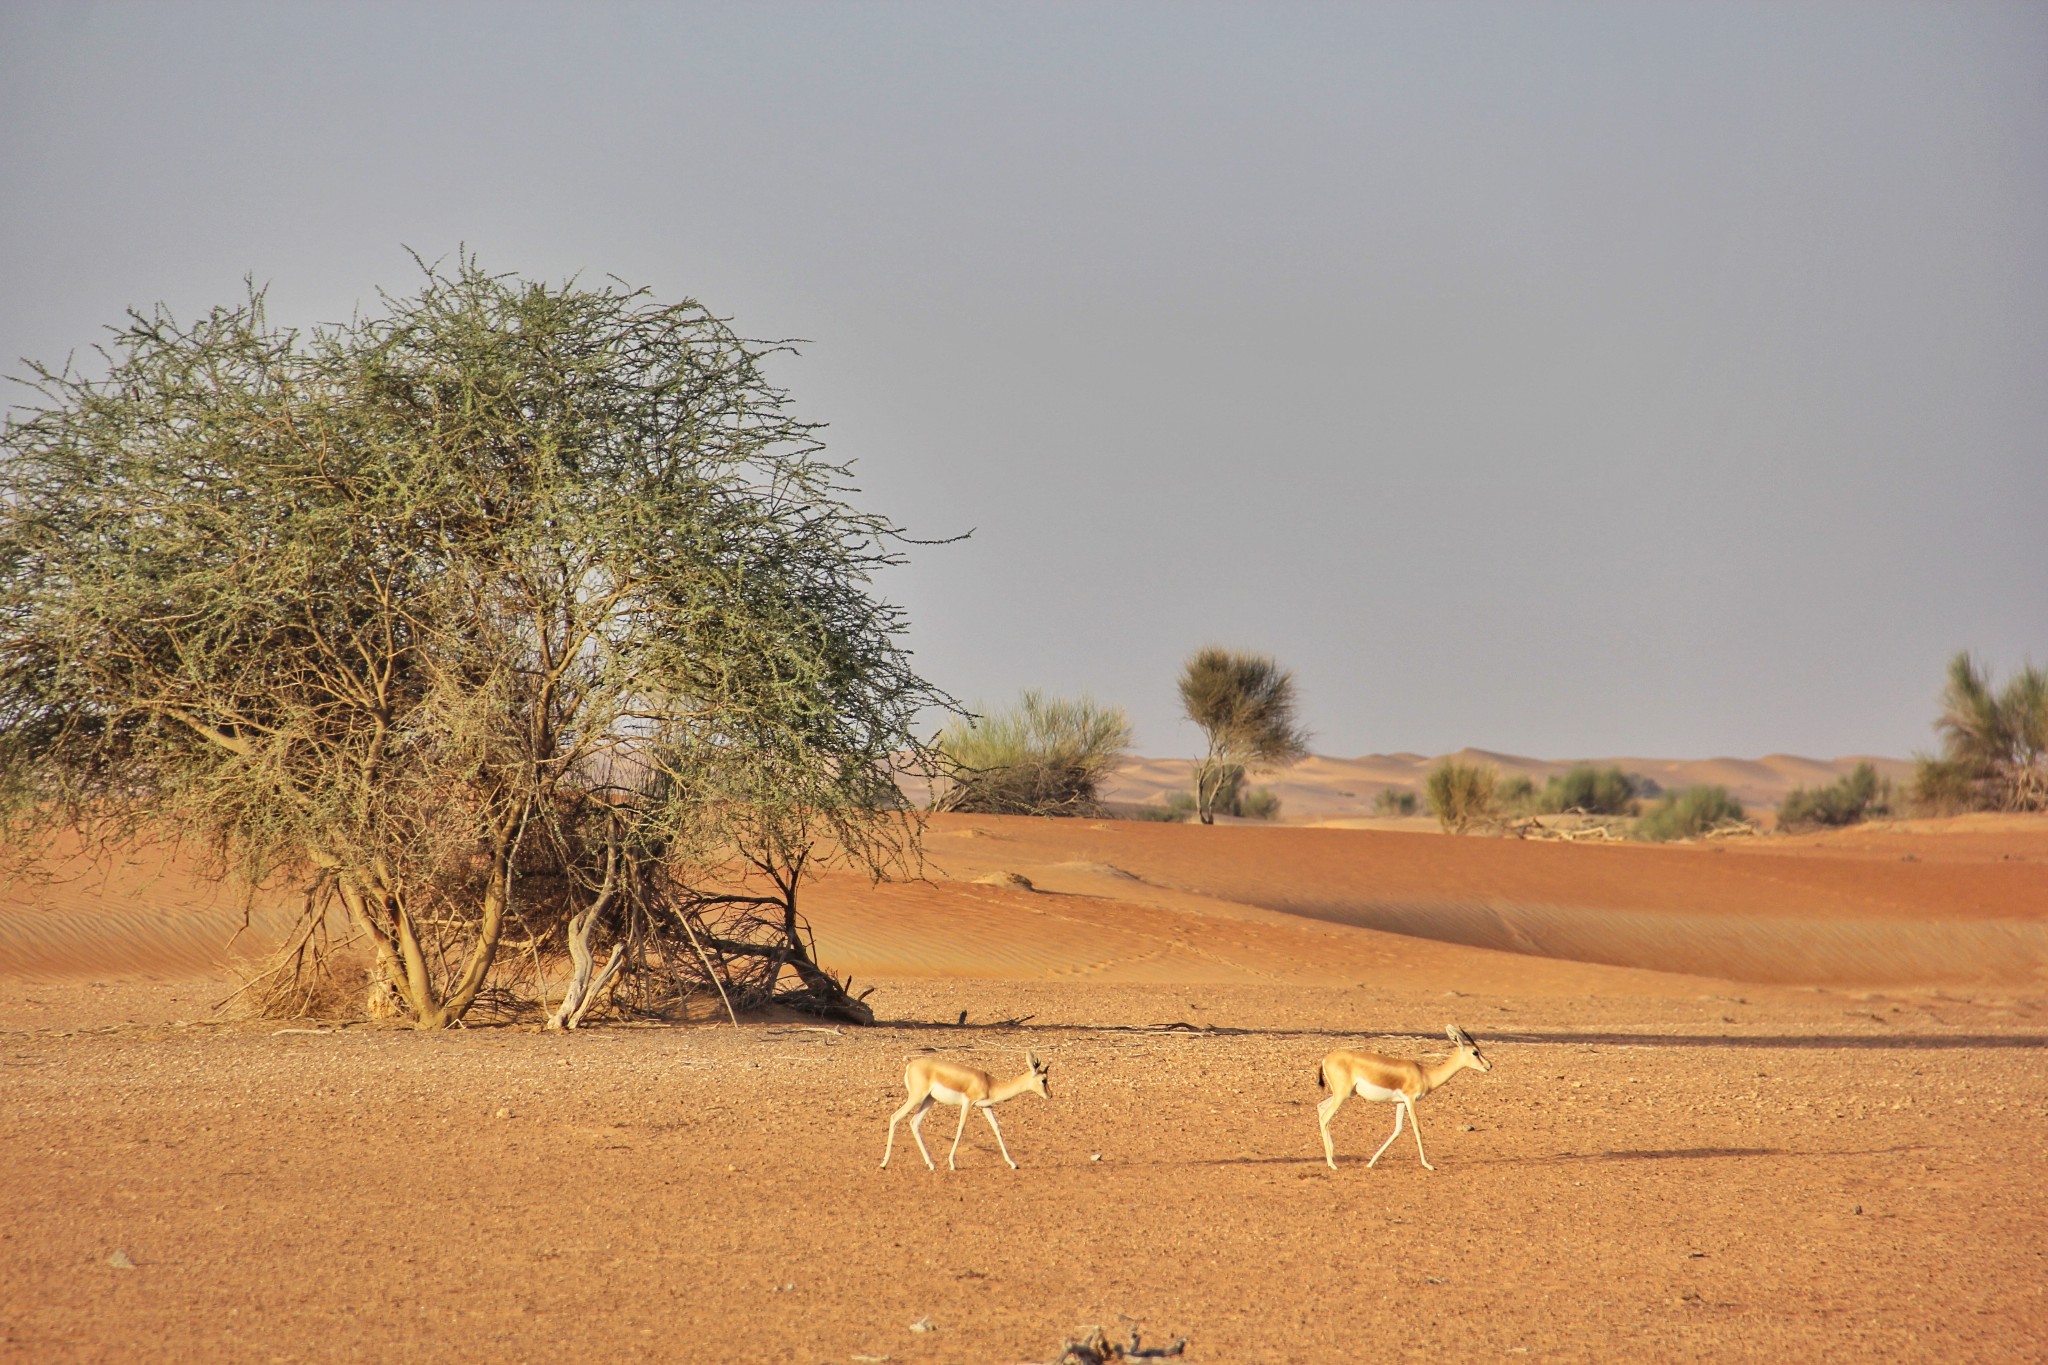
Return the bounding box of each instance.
[4,3,2042,761]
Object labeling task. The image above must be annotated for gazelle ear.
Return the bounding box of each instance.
[1026,1050,1042,1069]
[1446,1024,1461,1042]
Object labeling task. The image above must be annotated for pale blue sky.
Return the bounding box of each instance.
[4,2,2043,759]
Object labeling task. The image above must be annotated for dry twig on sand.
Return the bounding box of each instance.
[1046,1326,1187,1364]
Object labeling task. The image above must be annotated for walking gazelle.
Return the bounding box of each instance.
[880,1051,1052,1171]
[1316,1025,1492,1170]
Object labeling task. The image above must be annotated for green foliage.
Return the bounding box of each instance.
[1496,774,1538,814]
[1426,761,1499,834]
[1635,786,1745,841]
[1910,757,1980,816]
[1372,787,1419,817]
[1778,762,1891,830]
[1915,652,2048,812]
[1538,765,1639,816]
[1178,647,1310,825]
[935,691,1133,816]
[0,256,947,1027]
[1239,786,1282,820]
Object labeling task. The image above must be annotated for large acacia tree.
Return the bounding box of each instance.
[0,258,947,1027]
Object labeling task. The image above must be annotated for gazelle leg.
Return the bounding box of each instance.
[1368,1102,1406,1168]
[908,1097,937,1170]
[1406,1098,1433,1170]
[1316,1091,1348,1169]
[881,1093,923,1168]
[947,1100,971,1170]
[981,1104,1019,1169]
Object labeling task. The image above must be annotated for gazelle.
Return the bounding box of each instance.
[880,1051,1051,1171]
[1316,1025,1492,1171]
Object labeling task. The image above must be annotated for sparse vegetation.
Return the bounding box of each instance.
[935,691,1134,817]
[1912,652,2048,813]
[1177,648,1310,825]
[1778,762,1892,830]
[1372,787,1419,817]
[1635,786,1745,841]
[1496,774,1538,813]
[1426,761,1499,833]
[1539,765,1639,816]
[1239,786,1282,820]
[0,257,946,1027]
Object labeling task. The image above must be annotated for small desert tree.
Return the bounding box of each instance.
[1913,652,2048,813]
[934,691,1133,816]
[0,256,947,1028]
[1177,647,1310,825]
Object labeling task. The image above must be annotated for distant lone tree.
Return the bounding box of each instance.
[935,691,1133,816]
[1913,652,2047,813]
[0,256,947,1028]
[1177,647,1310,825]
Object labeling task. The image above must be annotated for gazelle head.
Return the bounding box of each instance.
[1447,1024,1492,1074]
[1023,1050,1051,1099]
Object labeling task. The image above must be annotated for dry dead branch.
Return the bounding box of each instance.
[1046,1325,1188,1363]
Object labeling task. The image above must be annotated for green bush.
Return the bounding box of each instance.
[1910,756,1980,816]
[1539,765,1639,816]
[1372,788,1419,817]
[1426,761,1499,834]
[1635,786,1745,841]
[1496,774,1538,814]
[1239,787,1282,820]
[936,691,1134,816]
[1778,762,1890,830]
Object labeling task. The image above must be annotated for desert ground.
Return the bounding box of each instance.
[4,794,2046,1362]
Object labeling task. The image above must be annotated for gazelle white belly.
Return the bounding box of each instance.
[1353,1079,1407,1103]
[930,1083,970,1105]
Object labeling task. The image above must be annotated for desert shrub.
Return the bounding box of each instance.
[1778,762,1891,830]
[1372,788,1419,817]
[1239,786,1282,820]
[1126,801,1188,823]
[1910,757,1981,816]
[1426,761,1499,833]
[1635,786,1745,841]
[1178,648,1310,825]
[1539,765,1639,816]
[936,691,1134,816]
[1913,652,2048,812]
[1496,774,1538,814]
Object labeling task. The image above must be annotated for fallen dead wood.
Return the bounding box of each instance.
[953,1011,1038,1028]
[1046,1325,1188,1364]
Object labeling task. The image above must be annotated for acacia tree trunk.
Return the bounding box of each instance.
[547,906,624,1029]
[325,812,523,1030]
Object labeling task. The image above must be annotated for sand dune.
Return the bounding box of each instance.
[5,811,2043,994]
[798,810,2048,994]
